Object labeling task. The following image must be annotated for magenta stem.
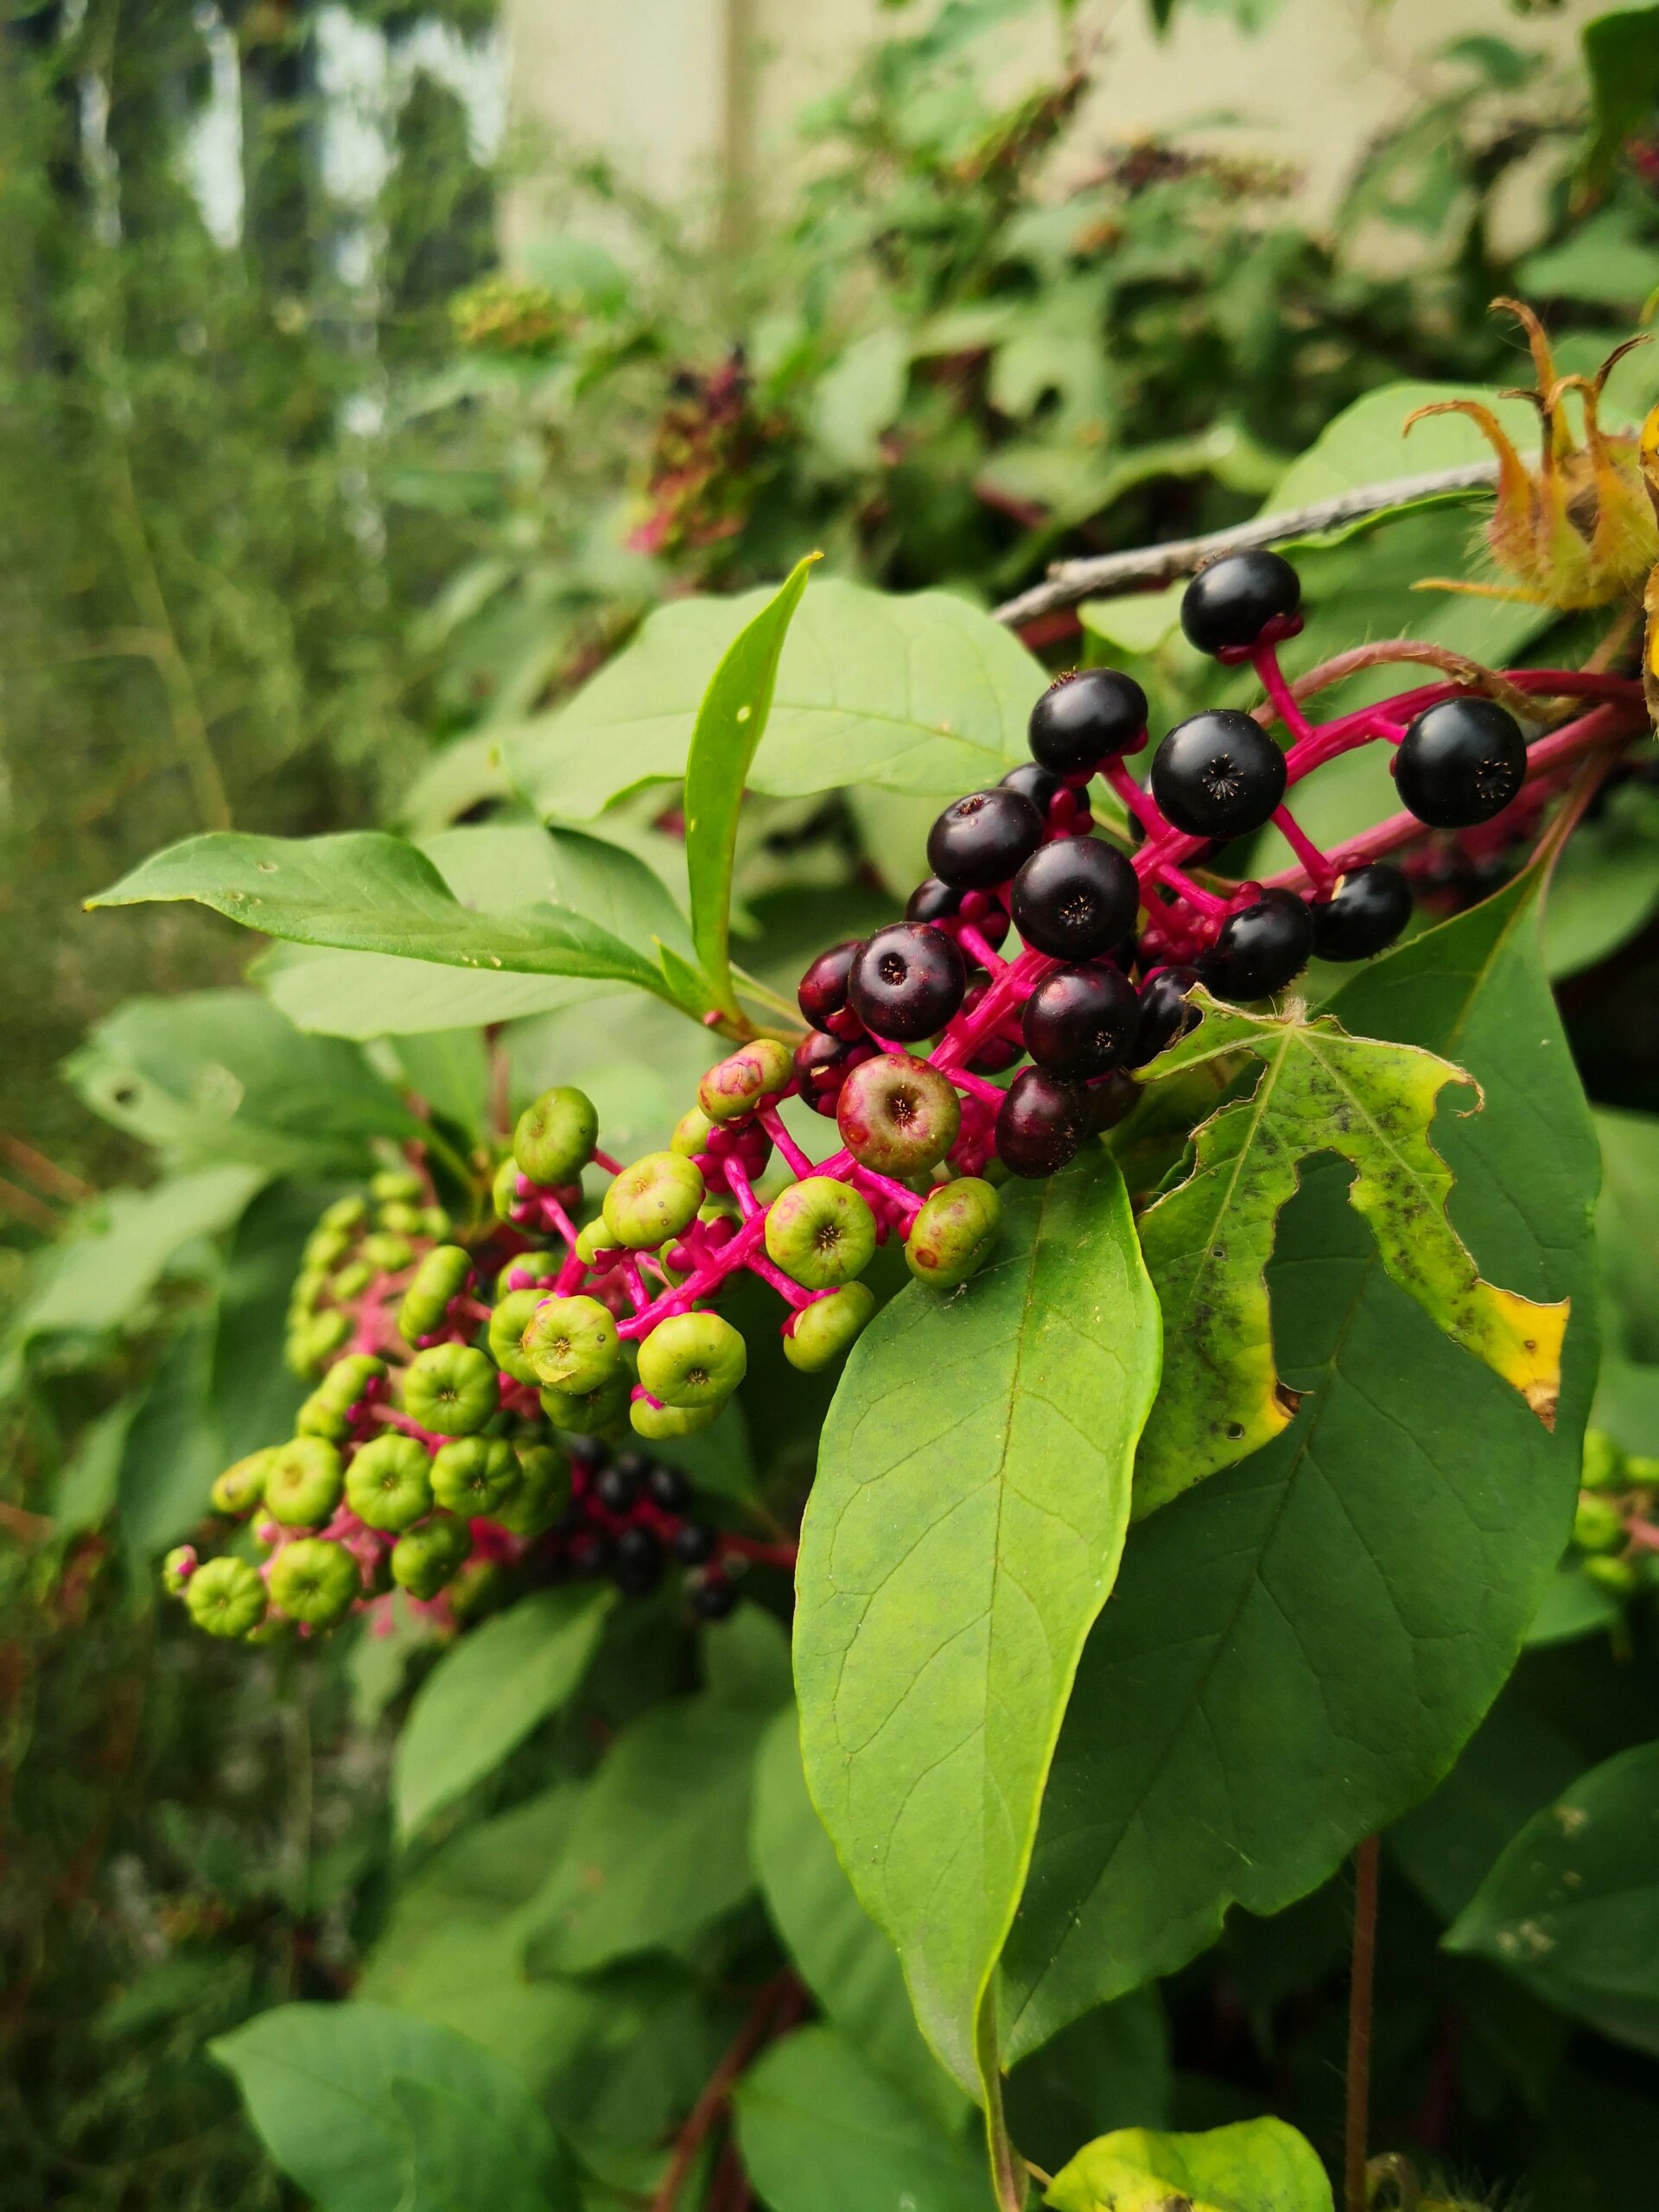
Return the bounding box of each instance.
[759,1108,815,1179]
[1103,758,1167,840]
[958,925,1008,974]
[1153,863,1232,918]
[1252,643,1316,744]
[1271,805,1336,892]
[745,1251,815,1307]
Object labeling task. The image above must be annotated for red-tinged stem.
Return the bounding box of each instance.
[1103,757,1167,839]
[721,1532,801,1571]
[758,1108,814,1179]
[1154,862,1233,918]
[617,1255,652,1313]
[723,1155,764,1221]
[1252,642,1316,743]
[649,1974,806,2212]
[592,1149,622,1175]
[1271,804,1336,892]
[746,1251,815,1307]
[954,1069,1014,1106]
[366,1405,450,1452]
[959,924,1009,974]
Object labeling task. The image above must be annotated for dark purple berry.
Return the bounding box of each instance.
[645,1461,690,1511]
[1198,888,1313,1001]
[612,1525,662,1597]
[1394,697,1526,828]
[798,941,861,1033]
[1000,761,1065,814]
[1309,864,1413,961]
[1010,837,1139,961]
[906,877,963,925]
[849,925,967,1043]
[1085,1071,1141,1132]
[1028,669,1147,775]
[794,1028,876,1117]
[1021,963,1138,1078]
[1151,710,1287,840]
[689,1570,737,1620]
[995,1067,1092,1178]
[594,1460,640,1515]
[1179,550,1301,657]
[927,788,1044,890]
[568,1530,612,1578]
[671,1520,717,1565]
[1127,966,1201,1067]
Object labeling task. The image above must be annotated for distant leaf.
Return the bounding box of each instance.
[17,1165,262,1342]
[1544,793,1659,980]
[1005,1993,1172,2177]
[1046,2117,1333,2212]
[1130,988,1569,1515]
[1263,380,1538,536]
[53,1403,136,1534]
[394,1588,613,1840]
[210,1179,319,1461]
[1581,6,1659,190]
[810,330,910,468]
[1594,1108,1659,1363]
[1446,1740,1659,2056]
[684,556,817,1020]
[118,1319,224,1554]
[795,1156,1160,2095]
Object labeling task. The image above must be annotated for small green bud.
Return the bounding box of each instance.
[539,1371,631,1434]
[371,1169,424,1205]
[1573,1494,1626,1554]
[297,1389,352,1442]
[319,1194,369,1236]
[493,1155,524,1223]
[404,1343,499,1437]
[603,1152,705,1250]
[289,1266,328,1317]
[378,1200,425,1236]
[784,1282,877,1372]
[319,1352,386,1410]
[1580,1428,1626,1491]
[487,1289,544,1385]
[1582,1553,1638,1598]
[211,1448,276,1517]
[398,1244,473,1344]
[391,1512,472,1599]
[638,1311,747,1409]
[514,1085,599,1186]
[493,1441,569,1535]
[288,1309,352,1376]
[575,1218,611,1264]
[362,1232,416,1274]
[905,1177,1001,1290]
[523,1294,621,1395]
[265,1437,345,1526]
[346,1433,435,1531]
[1626,1453,1659,1488]
[330,1259,374,1300]
[422,1205,453,1240]
[630,1397,720,1440]
[431,1434,519,1516]
[269,1537,359,1626]
[162,1544,197,1595]
[185,1556,267,1638]
[304,1225,353,1271]
[765,1176,876,1289]
[671,1105,715,1158]
[699,1039,792,1124]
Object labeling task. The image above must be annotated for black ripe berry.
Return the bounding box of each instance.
[1085,1071,1141,1132]
[671,1520,717,1565]
[645,1460,690,1511]
[1394,697,1527,828]
[794,1027,875,1116]
[1022,963,1138,1078]
[1128,965,1201,1067]
[849,924,967,1042]
[689,1570,737,1620]
[996,1067,1092,1178]
[1179,550,1301,658]
[1310,864,1413,962]
[1198,888,1313,1001]
[1151,710,1287,840]
[594,1459,639,1514]
[1000,761,1064,814]
[611,1525,662,1598]
[927,788,1044,890]
[1028,668,1147,776]
[798,940,861,1033]
[906,876,963,925]
[1010,837,1139,961]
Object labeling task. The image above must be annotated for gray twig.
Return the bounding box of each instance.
[991,459,1500,629]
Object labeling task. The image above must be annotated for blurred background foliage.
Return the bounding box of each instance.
[3,1,1659,2205]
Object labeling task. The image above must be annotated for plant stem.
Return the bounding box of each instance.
[649,1973,803,2212]
[1345,1834,1381,2212]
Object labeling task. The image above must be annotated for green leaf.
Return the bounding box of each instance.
[1130,988,1569,1515]
[734,2026,985,2212]
[1595,1108,1659,1363]
[209,1179,318,1462]
[505,578,1046,820]
[1046,2117,1332,2212]
[684,555,817,1020]
[211,2000,571,2212]
[118,1319,224,1554]
[1001,871,1599,2056]
[16,1165,263,1342]
[1264,380,1539,528]
[810,329,910,469]
[1446,1740,1659,2055]
[394,1587,613,1840]
[1581,7,1659,190]
[1005,1993,1172,2177]
[795,1155,1161,2095]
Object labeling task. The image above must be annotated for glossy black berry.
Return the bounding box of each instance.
[1198,888,1313,1001]
[849,925,967,1043]
[1021,963,1138,1078]
[1127,966,1201,1067]
[794,1027,876,1117]
[671,1520,717,1565]
[612,1525,662,1597]
[995,1067,1092,1178]
[798,940,861,1033]
[1394,697,1526,828]
[906,876,963,925]
[1000,761,1064,814]
[1309,864,1413,962]
[1151,710,1287,840]
[1010,837,1139,961]
[1028,668,1147,775]
[594,1460,639,1514]
[927,788,1044,890]
[1179,550,1301,657]
[645,1460,690,1511]
[1085,1071,1141,1132]
[689,1571,737,1620]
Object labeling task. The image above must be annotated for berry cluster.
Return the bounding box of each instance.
[1568,1429,1659,1603]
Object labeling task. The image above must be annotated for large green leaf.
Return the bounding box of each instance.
[1130,988,1568,1514]
[684,556,817,1020]
[795,1156,1160,2096]
[1046,2118,1332,2212]
[16,1164,262,1342]
[734,2026,985,2212]
[506,577,1046,820]
[117,1319,223,1554]
[1581,7,1659,189]
[1263,379,1538,525]
[394,1587,613,1840]
[1001,871,1599,2057]
[211,2001,572,2212]
[1446,1739,1659,2055]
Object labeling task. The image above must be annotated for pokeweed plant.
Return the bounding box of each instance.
[71,296,1659,2212]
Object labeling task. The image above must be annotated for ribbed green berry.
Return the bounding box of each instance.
[289,1309,352,1376]
[905,1177,1001,1289]
[270,1537,359,1625]
[784,1282,877,1372]
[319,1353,385,1410]
[422,1205,452,1240]
[487,1290,543,1385]
[162,1544,197,1595]
[575,1218,611,1264]
[523,1295,621,1394]
[514,1085,599,1186]
[211,1448,276,1517]
[391,1513,472,1599]
[493,1441,569,1536]
[603,1153,705,1250]
[398,1244,473,1344]
[698,1039,792,1123]
[346,1433,435,1531]
[493,1155,524,1223]
[765,1177,876,1288]
[1580,1428,1627,1491]
[330,1259,373,1300]
[404,1343,499,1436]
[538,1371,631,1434]
[265,1437,345,1526]
[297,1389,352,1442]
[1583,1553,1638,1598]
[371,1169,424,1205]
[363,1232,416,1274]
[185,1556,268,1638]
[638,1311,747,1409]
[671,1105,715,1157]
[320,1194,369,1236]
[630,1397,720,1440]
[431,1434,519,1516]
[1573,1494,1625,1554]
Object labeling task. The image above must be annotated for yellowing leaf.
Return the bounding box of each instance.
[1046,2117,1332,2212]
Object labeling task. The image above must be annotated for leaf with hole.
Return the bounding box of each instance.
[1045,2117,1332,2212]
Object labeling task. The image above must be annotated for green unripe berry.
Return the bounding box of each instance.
[539,1371,631,1434]
[162,1544,197,1595]
[493,1155,524,1223]
[603,1152,705,1250]
[1583,1553,1638,1598]
[391,1513,472,1599]
[487,1289,544,1385]
[422,1205,453,1240]
[1573,1494,1625,1554]
[524,1295,621,1394]
[630,1397,720,1440]
[270,1537,359,1626]
[1626,1453,1659,1489]
[346,1433,435,1531]
[289,1309,353,1376]
[398,1244,473,1344]
[404,1343,499,1436]
[320,1194,369,1236]
[305,1225,353,1271]
[289,1267,328,1317]
[297,1389,352,1441]
[699,1039,793,1123]
[671,1105,715,1158]
[371,1169,424,1205]
[363,1232,416,1274]
[185,1556,267,1638]
[837,1054,960,1177]
[905,1178,1001,1289]
[431,1434,519,1516]
[330,1260,373,1300]
[1580,1428,1627,1491]
[378,1200,423,1235]
[638,1311,747,1409]
[319,1353,385,1410]
[493,1441,569,1536]
[514,1085,599,1186]
[784,1282,877,1372]
[265,1438,345,1527]
[211,1448,276,1517]
[765,1177,876,1289]
[575,1219,611,1264]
